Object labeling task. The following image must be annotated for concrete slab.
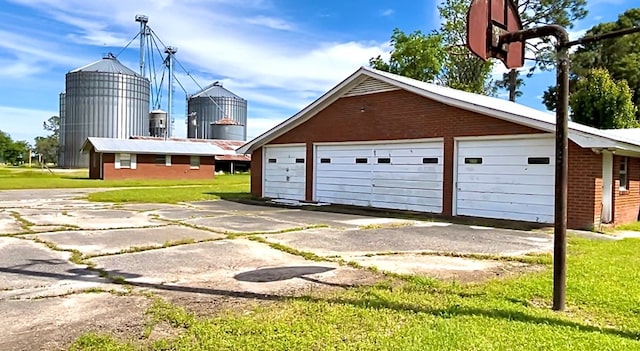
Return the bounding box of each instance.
[19,209,163,229]
[92,239,370,295]
[256,209,414,229]
[0,210,23,234]
[260,224,553,257]
[0,237,110,300]
[188,200,287,213]
[185,215,304,234]
[149,208,229,221]
[0,293,150,351]
[345,254,503,276]
[32,225,225,256]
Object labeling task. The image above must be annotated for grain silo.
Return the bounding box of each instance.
[60,53,150,168]
[187,82,247,140]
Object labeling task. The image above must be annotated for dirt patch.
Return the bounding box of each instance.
[421,261,547,284]
[0,292,150,351]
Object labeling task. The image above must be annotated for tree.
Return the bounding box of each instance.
[34,136,59,165]
[495,70,525,101]
[369,28,444,82]
[43,115,60,138]
[569,68,638,129]
[33,115,60,165]
[438,0,494,94]
[501,0,588,101]
[0,133,29,166]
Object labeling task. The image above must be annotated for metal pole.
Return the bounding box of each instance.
[165,46,177,139]
[501,24,569,311]
[135,15,148,77]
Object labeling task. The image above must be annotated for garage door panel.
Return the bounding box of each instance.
[264,146,306,201]
[315,141,443,214]
[316,183,372,194]
[373,179,443,190]
[457,207,554,223]
[457,182,553,196]
[457,199,553,217]
[457,173,555,186]
[371,201,441,213]
[457,191,554,206]
[458,165,554,176]
[456,137,554,223]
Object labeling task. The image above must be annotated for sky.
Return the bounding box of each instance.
[0,0,637,145]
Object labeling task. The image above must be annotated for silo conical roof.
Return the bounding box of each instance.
[69,53,139,76]
[189,82,244,99]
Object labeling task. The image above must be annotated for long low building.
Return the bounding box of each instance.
[81,137,234,180]
[238,66,640,230]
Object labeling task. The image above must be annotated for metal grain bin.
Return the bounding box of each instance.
[211,118,245,140]
[149,109,167,138]
[60,53,150,168]
[187,82,247,140]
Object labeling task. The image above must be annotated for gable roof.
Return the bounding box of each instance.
[81,137,234,156]
[129,136,251,161]
[237,66,640,155]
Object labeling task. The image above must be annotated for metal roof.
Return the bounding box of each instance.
[81,137,234,156]
[237,66,640,155]
[70,54,140,76]
[189,82,244,99]
[129,137,250,161]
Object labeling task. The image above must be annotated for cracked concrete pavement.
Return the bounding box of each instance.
[0,188,555,350]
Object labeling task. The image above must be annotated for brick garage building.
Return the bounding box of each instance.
[238,67,640,230]
[81,137,232,180]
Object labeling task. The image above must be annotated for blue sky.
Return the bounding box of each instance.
[0,0,637,144]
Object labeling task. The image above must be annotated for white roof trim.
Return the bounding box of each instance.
[237,67,640,155]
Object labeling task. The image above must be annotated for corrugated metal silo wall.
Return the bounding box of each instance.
[187,96,247,140]
[211,124,245,140]
[61,72,150,168]
[58,92,66,166]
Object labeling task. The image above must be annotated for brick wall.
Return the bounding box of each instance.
[102,153,215,180]
[253,89,606,229]
[567,143,602,230]
[612,155,640,224]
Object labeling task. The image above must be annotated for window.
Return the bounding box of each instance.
[528,157,550,165]
[355,158,368,164]
[464,157,482,164]
[120,153,131,168]
[190,156,200,169]
[268,158,277,163]
[620,157,628,191]
[295,158,305,164]
[377,158,391,164]
[422,157,438,164]
[155,155,166,165]
[320,158,331,164]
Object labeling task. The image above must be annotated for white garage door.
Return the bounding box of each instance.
[315,141,443,213]
[455,137,555,223]
[263,145,306,201]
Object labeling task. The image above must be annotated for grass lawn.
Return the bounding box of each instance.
[0,167,249,195]
[72,237,640,350]
[613,221,640,232]
[87,175,250,203]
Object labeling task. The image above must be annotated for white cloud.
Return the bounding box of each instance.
[380,9,394,17]
[245,15,295,31]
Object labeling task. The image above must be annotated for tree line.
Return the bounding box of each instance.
[371,1,639,130]
[0,116,59,166]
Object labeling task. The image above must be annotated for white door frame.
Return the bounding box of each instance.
[601,151,613,223]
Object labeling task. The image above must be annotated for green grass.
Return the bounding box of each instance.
[86,174,249,203]
[0,167,249,190]
[613,221,640,232]
[71,237,640,350]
